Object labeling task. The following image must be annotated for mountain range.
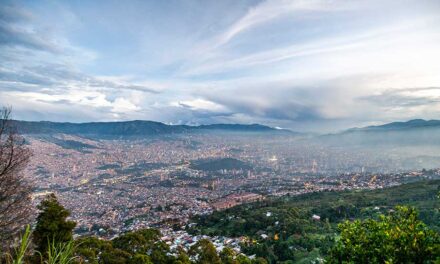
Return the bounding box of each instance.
[347,119,440,132]
[11,118,440,136]
[11,120,290,137]
[321,119,440,146]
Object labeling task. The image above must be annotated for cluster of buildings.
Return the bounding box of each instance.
[211,192,264,211]
[160,228,244,254]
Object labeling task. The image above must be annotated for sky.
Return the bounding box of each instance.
[1,0,440,132]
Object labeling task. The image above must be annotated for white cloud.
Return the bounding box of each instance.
[175,99,228,112]
[111,97,140,113]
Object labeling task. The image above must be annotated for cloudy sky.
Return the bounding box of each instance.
[1,0,440,132]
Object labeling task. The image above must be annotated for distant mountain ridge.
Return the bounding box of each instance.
[321,119,440,147]
[11,120,291,136]
[197,123,277,132]
[349,119,440,132]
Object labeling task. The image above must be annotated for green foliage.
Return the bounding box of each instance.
[114,229,171,264]
[75,236,114,263]
[273,241,295,262]
[44,240,77,264]
[128,254,153,264]
[4,225,32,264]
[76,229,177,264]
[236,254,251,264]
[218,247,267,264]
[188,239,221,264]
[174,248,191,264]
[190,180,440,263]
[100,248,131,264]
[4,225,269,264]
[251,258,268,264]
[76,229,253,264]
[327,206,440,263]
[220,247,236,264]
[33,194,76,254]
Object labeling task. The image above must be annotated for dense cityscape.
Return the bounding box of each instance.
[24,133,440,244]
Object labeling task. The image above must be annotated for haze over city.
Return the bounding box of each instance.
[1,0,440,132]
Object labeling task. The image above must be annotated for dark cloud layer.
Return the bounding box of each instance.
[0,5,60,53]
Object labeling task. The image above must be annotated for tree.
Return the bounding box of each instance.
[251,258,268,264]
[0,107,32,244]
[100,248,131,264]
[327,206,440,264]
[129,254,153,264]
[75,236,114,264]
[188,239,221,264]
[33,193,76,254]
[112,229,172,264]
[112,231,151,256]
[273,241,295,262]
[220,247,237,264]
[174,247,191,264]
[237,254,252,264]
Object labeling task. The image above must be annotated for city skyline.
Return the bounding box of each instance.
[1,0,440,132]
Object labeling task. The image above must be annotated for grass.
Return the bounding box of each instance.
[5,225,32,264]
[3,225,77,264]
[44,240,77,264]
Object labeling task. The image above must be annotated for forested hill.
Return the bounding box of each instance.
[189,180,440,263]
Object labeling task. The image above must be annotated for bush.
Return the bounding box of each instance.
[327,206,440,263]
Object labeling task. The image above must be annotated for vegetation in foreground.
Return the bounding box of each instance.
[327,206,439,263]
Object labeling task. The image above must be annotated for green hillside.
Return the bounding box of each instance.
[189,180,440,263]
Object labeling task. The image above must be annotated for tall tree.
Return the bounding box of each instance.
[33,193,76,254]
[0,107,32,245]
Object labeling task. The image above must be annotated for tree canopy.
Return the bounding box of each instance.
[327,206,440,263]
